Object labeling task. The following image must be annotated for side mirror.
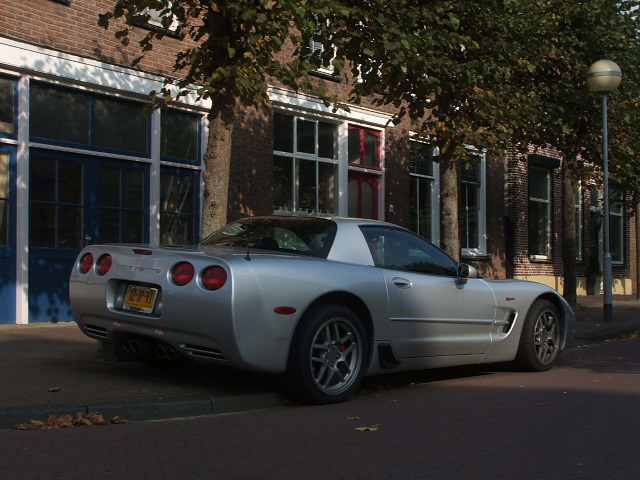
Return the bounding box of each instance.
[457,264,478,284]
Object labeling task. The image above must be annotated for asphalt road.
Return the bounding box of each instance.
[1,337,639,480]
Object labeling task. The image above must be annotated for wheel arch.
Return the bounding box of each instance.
[298,291,374,352]
[534,292,572,348]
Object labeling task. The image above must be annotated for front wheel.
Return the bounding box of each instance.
[286,304,369,404]
[515,299,562,371]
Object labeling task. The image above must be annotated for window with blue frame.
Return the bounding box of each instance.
[29,155,83,249]
[0,152,9,246]
[0,76,16,137]
[30,82,149,155]
[160,109,200,244]
[98,165,146,243]
[160,168,197,245]
[161,108,200,164]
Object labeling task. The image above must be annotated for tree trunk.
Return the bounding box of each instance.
[201,103,235,238]
[562,155,577,307]
[440,153,461,260]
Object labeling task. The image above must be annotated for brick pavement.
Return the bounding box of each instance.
[0,294,638,429]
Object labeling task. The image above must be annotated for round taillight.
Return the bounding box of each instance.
[201,266,227,291]
[79,253,94,274]
[96,254,112,276]
[171,262,195,286]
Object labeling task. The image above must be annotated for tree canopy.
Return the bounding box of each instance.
[100,1,640,277]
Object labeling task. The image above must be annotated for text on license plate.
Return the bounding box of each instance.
[123,285,158,314]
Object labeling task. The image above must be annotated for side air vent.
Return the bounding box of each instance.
[181,344,226,361]
[84,324,108,339]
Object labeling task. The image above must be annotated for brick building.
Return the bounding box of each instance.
[0,0,636,324]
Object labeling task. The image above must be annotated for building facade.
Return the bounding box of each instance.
[0,0,636,324]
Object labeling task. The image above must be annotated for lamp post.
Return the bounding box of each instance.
[586,59,622,323]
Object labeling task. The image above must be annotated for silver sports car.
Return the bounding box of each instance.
[69,216,574,404]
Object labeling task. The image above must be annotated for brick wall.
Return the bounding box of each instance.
[0,0,190,78]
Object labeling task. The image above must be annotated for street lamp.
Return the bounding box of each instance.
[586,59,622,322]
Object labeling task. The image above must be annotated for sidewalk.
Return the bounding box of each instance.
[1,295,639,429]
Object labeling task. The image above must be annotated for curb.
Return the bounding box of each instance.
[0,392,286,430]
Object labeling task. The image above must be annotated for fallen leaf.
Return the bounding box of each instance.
[13,411,128,430]
[346,416,360,421]
[48,387,62,392]
[48,414,74,428]
[354,424,381,432]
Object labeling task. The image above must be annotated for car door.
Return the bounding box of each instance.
[361,226,496,358]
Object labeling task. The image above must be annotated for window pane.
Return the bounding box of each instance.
[0,200,7,246]
[348,128,361,164]
[361,226,457,276]
[411,176,432,240]
[30,157,56,202]
[0,77,14,134]
[462,156,480,184]
[273,155,293,212]
[58,205,82,248]
[99,209,120,243]
[30,204,56,247]
[363,131,379,167]
[318,162,337,215]
[529,168,549,200]
[58,161,83,204]
[161,109,199,162]
[160,172,194,213]
[610,214,622,262]
[94,97,148,153]
[461,184,479,249]
[274,113,294,153]
[0,152,8,198]
[529,201,550,257]
[297,119,315,154]
[123,169,144,208]
[0,153,7,245]
[160,213,177,244]
[122,211,144,243]
[361,180,374,219]
[99,166,120,207]
[410,142,434,176]
[30,84,90,144]
[318,121,337,159]
[348,178,358,217]
[298,160,316,212]
[160,169,195,245]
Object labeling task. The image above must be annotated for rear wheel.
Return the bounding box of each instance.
[286,304,368,404]
[515,299,562,371]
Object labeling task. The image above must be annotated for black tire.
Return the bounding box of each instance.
[286,304,369,404]
[515,299,562,371]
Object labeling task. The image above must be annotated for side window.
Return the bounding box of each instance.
[360,226,458,276]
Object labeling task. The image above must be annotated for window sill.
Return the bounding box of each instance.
[529,255,552,262]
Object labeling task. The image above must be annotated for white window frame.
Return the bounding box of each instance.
[609,192,624,265]
[273,113,340,216]
[269,87,393,219]
[575,184,583,261]
[461,148,487,257]
[143,3,179,32]
[409,134,440,244]
[528,166,552,260]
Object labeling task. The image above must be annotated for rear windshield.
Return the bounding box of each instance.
[201,217,337,258]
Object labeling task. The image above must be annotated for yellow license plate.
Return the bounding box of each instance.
[123,285,158,314]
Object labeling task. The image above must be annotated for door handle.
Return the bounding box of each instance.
[392,277,412,289]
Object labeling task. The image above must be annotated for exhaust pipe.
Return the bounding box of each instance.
[164,346,177,362]
[155,344,167,360]
[130,339,142,354]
